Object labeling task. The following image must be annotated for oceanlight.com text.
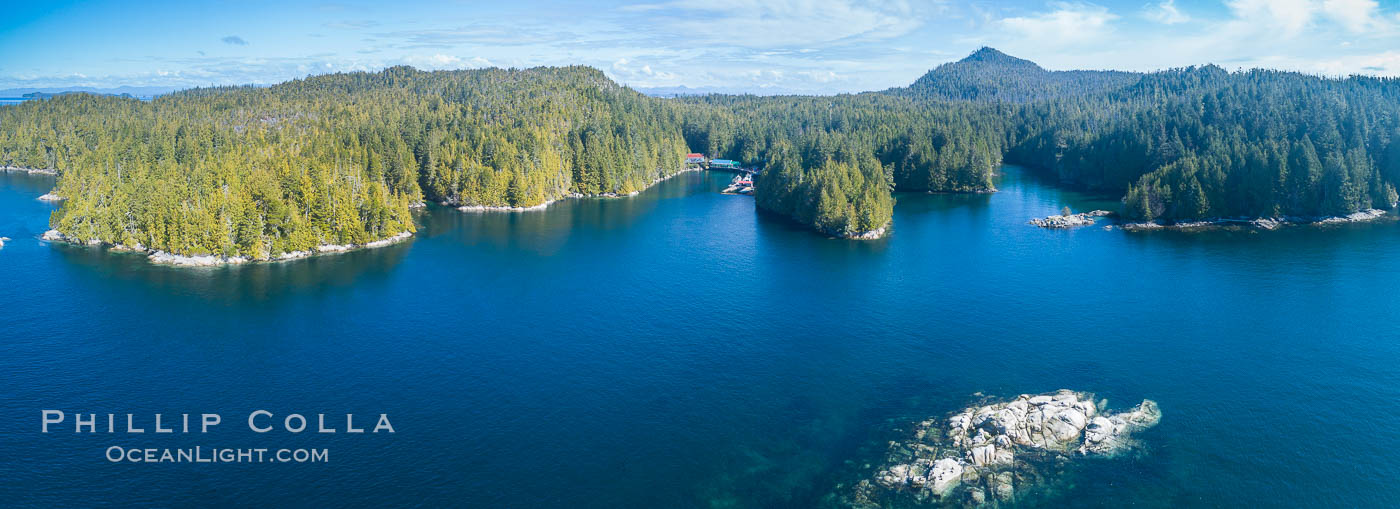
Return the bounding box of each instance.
[105,446,329,463]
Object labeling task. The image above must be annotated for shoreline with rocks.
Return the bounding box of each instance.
[1119,208,1388,231]
[1,166,58,176]
[841,225,889,240]
[842,390,1161,508]
[41,229,414,267]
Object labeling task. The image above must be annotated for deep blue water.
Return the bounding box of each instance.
[3,167,1400,507]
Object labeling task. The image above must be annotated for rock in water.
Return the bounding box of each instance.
[861,390,1160,506]
[929,458,963,494]
[1029,210,1111,228]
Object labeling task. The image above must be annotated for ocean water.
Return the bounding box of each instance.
[2,167,1399,507]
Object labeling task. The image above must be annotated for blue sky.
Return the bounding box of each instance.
[2,0,1399,94]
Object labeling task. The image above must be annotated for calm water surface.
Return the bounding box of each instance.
[2,167,1399,507]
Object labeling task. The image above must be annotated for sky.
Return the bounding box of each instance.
[2,0,1399,95]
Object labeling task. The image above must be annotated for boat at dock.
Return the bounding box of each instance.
[722,173,754,195]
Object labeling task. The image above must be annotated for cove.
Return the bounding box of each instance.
[3,167,1400,507]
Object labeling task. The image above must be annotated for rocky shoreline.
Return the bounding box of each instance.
[1029,210,1111,228]
[1119,208,1388,231]
[456,167,699,213]
[457,200,557,212]
[843,226,888,240]
[841,390,1160,508]
[1,166,58,176]
[41,229,414,267]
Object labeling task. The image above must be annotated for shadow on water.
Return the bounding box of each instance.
[891,190,994,217]
[48,240,414,305]
[999,164,1125,211]
[418,171,704,256]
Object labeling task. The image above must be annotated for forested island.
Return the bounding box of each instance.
[3,48,1399,262]
[1,66,689,262]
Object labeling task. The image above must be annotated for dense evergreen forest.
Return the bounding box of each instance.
[674,94,1005,237]
[0,65,688,258]
[4,47,1400,256]
[688,48,1400,228]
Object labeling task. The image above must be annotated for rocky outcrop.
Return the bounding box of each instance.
[853,390,1160,507]
[37,192,64,202]
[844,226,888,240]
[0,236,9,248]
[41,229,98,245]
[147,251,251,266]
[1318,208,1386,224]
[1029,210,1110,228]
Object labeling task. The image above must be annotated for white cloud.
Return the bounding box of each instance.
[395,54,495,71]
[1307,50,1400,75]
[1001,3,1118,48]
[1321,0,1386,33]
[610,57,678,84]
[797,70,841,83]
[1225,0,1317,34]
[1222,0,1393,35]
[1145,0,1189,25]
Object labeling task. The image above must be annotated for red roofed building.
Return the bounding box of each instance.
[685,153,705,164]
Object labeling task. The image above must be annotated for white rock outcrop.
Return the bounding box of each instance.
[1318,208,1386,224]
[1029,210,1111,228]
[844,226,888,240]
[147,251,251,266]
[865,390,1161,506]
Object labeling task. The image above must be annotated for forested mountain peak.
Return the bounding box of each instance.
[958,47,1043,71]
[895,48,1141,103]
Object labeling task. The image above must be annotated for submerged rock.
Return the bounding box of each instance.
[854,390,1161,507]
[1029,210,1110,228]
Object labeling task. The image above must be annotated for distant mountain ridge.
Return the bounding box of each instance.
[0,86,175,100]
